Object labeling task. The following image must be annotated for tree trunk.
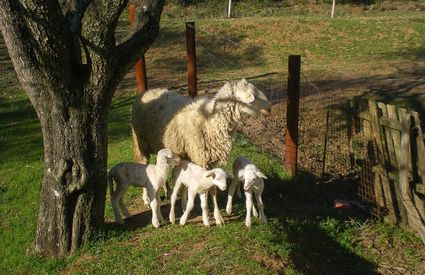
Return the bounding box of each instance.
[32,88,111,257]
[0,0,165,257]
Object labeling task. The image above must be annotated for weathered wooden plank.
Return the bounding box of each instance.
[411,112,425,223]
[373,168,385,219]
[397,108,413,174]
[378,102,398,170]
[369,100,386,166]
[411,112,425,183]
[400,113,425,243]
[379,117,402,131]
[372,165,397,222]
[387,105,401,170]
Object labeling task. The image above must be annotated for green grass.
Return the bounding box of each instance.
[2,5,425,274]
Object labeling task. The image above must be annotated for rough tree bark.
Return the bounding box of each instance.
[0,0,164,257]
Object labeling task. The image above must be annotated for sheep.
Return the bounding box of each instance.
[132,79,270,208]
[169,160,229,227]
[226,156,267,227]
[131,78,271,169]
[107,148,180,228]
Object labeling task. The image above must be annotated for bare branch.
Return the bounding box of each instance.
[114,0,165,81]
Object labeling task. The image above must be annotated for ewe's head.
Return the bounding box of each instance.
[204,168,228,191]
[243,165,267,190]
[157,148,181,166]
[216,79,271,116]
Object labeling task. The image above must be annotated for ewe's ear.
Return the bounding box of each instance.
[235,87,255,103]
[238,78,249,86]
[256,171,267,179]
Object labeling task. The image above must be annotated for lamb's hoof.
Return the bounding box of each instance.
[152,221,160,228]
[225,206,232,215]
[245,220,252,227]
[179,219,187,226]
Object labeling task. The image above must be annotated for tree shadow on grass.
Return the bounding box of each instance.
[262,172,379,274]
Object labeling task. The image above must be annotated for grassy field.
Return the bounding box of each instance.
[1,2,425,274]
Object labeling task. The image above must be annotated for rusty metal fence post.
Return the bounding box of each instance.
[129,4,148,93]
[285,55,301,176]
[186,21,197,97]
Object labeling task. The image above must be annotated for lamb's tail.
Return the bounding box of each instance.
[107,168,115,198]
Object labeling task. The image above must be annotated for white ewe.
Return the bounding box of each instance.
[131,78,271,168]
[169,160,228,227]
[107,149,180,228]
[226,156,267,227]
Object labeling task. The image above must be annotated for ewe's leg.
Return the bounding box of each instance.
[226,178,239,215]
[200,193,210,227]
[111,185,128,224]
[245,191,254,227]
[180,191,195,225]
[255,189,267,224]
[132,128,149,164]
[210,187,224,226]
[169,182,182,224]
[148,188,160,228]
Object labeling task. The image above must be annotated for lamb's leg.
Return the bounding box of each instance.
[245,191,253,227]
[111,184,128,224]
[119,196,131,219]
[148,188,160,228]
[180,191,195,225]
[252,201,259,218]
[200,192,210,227]
[169,182,182,224]
[142,188,150,208]
[255,189,267,224]
[180,186,188,212]
[156,189,164,223]
[210,187,224,226]
[226,177,239,215]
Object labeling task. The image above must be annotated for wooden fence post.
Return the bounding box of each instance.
[129,4,148,93]
[285,55,301,176]
[186,21,197,97]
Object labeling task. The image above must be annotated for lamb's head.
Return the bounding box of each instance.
[203,168,228,191]
[216,79,271,116]
[156,148,181,167]
[243,165,267,190]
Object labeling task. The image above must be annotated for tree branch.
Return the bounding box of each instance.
[0,0,75,106]
[115,0,164,77]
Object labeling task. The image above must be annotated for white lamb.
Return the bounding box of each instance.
[226,156,267,227]
[107,149,180,228]
[132,79,270,207]
[169,160,228,227]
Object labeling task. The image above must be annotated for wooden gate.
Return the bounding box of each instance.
[354,100,425,243]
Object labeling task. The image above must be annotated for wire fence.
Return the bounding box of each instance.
[118,18,425,218]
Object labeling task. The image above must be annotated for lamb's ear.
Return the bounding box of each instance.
[204,170,216,179]
[235,87,255,103]
[256,171,268,179]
